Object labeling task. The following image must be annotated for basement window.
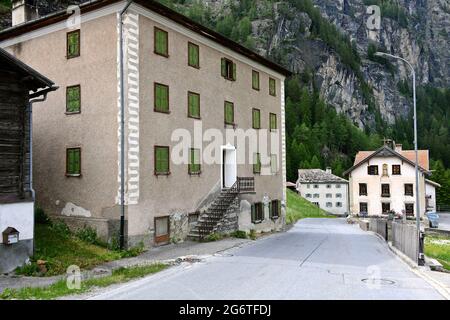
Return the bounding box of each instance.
[251,202,264,223]
[270,200,281,219]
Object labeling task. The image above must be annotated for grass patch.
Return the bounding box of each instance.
[16,223,144,277]
[230,230,248,239]
[0,263,168,300]
[424,235,450,271]
[286,189,335,224]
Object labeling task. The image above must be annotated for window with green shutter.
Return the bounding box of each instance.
[154,83,169,113]
[251,202,264,223]
[188,42,199,68]
[188,148,201,174]
[188,92,200,119]
[252,70,260,90]
[270,200,281,219]
[155,146,170,175]
[224,101,234,125]
[66,148,81,176]
[154,27,168,57]
[67,30,80,59]
[253,152,261,174]
[252,108,261,129]
[66,85,81,114]
[269,78,276,96]
[270,113,277,130]
[221,58,236,81]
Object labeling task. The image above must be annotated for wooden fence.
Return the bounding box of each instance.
[392,221,419,263]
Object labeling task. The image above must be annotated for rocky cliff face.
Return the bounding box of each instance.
[0,0,448,128]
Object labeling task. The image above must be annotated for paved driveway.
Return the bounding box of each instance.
[437,213,450,231]
[88,219,445,300]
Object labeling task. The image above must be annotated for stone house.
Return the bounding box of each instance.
[296,168,349,216]
[344,144,440,217]
[0,47,56,273]
[0,0,290,247]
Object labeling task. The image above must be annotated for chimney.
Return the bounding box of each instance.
[326,167,332,174]
[12,0,38,26]
[395,144,403,153]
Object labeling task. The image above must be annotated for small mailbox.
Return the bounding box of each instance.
[2,227,19,245]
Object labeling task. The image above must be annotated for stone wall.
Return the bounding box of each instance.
[216,197,240,234]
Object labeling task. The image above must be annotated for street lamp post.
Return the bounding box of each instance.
[374,52,422,264]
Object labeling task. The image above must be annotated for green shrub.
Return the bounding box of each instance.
[119,242,145,258]
[205,233,223,242]
[50,221,71,238]
[15,261,40,276]
[230,230,247,239]
[34,206,51,225]
[249,229,257,240]
[75,226,99,245]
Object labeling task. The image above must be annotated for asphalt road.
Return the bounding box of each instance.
[88,219,444,300]
[437,213,450,231]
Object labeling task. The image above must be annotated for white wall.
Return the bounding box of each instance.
[297,182,349,215]
[425,183,437,212]
[348,156,426,217]
[0,202,34,243]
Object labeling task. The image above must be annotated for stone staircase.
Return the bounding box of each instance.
[188,178,254,241]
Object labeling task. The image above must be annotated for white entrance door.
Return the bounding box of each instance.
[221,144,237,189]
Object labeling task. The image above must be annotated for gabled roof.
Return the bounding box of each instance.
[354,149,429,171]
[0,0,291,77]
[0,47,56,94]
[297,169,348,184]
[344,146,430,176]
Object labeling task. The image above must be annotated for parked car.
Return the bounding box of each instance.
[426,212,439,228]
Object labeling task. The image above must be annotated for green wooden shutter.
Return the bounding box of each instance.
[225,102,233,124]
[221,58,226,77]
[155,147,169,174]
[67,31,80,58]
[74,149,80,174]
[251,204,256,223]
[252,109,260,129]
[270,113,277,130]
[253,153,261,173]
[155,29,168,56]
[155,84,169,112]
[232,62,237,81]
[188,93,200,118]
[188,43,199,67]
[252,71,259,90]
[269,78,276,96]
[67,86,80,113]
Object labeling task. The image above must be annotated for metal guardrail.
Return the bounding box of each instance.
[237,177,255,193]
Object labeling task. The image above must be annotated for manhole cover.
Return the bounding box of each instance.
[361,278,395,285]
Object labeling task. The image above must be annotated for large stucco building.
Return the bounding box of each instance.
[0,0,290,247]
[296,168,349,216]
[344,144,439,217]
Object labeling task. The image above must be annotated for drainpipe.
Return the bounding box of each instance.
[119,0,133,250]
[28,85,58,256]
